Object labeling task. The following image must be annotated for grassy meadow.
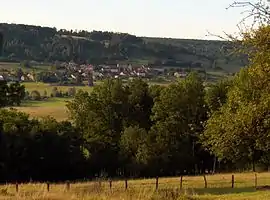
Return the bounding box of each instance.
[10,82,95,121]
[0,172,270,200]
[12,98,71,121]
[23,82,94,96]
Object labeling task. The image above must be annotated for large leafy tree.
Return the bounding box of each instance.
[137,72,209,175]
[202,24,270,171]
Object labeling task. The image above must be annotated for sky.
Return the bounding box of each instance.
[0,0,252,40]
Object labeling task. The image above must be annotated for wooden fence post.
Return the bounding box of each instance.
[66,181,70,191]
[180,176,183,190]
[15,183,19,193]
[255,173,258,188]
[46,182,50,192]
[98,179,102,189]
[232,175,234,188]
[155,177,159,190]
[109,179,112,190]
[203,175,207,188]
[125,179,128,190]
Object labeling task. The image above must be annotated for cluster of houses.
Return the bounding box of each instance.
[64,63,188,81]
[0,62,189,85]
[0,71,35,82]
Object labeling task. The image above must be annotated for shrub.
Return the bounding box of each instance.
[51,87,59,97]
[30,90,41,100]
[67,87,76,97]
[24,91,30,100]
[43,90,48,98]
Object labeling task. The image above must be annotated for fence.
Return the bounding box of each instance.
[5,173,270,194]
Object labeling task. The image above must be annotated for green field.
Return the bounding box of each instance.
[23,82,94,95]
[0,172,270,200]
[9,82,95,121]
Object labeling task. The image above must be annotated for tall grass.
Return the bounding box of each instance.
[1,173,270,200]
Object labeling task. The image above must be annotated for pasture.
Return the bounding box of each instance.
[23,82,94,96]
[1,172,270,200]
[10,82,95,121]
[12,98,70,121]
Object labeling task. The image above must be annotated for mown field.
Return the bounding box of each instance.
[1,172,270,200]
[12,98,71,121]
[9,82,95,121]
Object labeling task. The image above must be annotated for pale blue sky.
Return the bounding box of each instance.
[1,0,252,39]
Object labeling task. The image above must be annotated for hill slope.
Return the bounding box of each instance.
[0,23,246,72]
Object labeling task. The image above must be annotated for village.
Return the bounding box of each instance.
[0,61,190,86]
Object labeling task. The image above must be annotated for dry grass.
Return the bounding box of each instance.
[11,98,70,121]
[0,173,270,200]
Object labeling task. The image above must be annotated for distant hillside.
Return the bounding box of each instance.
[0,23,247,72]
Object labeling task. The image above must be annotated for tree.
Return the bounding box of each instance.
[67,87,76,97]
[51,87,59,97]
[16,68,23,82]
[125,78,154,130]
[0,80,9,107]
[8,82,25,106]
[202,22,270,171]
[43,90,48,98]
[119,126,147,176]
[205,78,233,113]
[0,32,3,57]
[21,61,31,68]
[140,72,209,175]
[0,81,25,106]
[67,79,129,176]
[31,90,41,101]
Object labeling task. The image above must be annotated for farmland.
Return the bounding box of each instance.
[9,82,95,121]
[1,172,270,200]
[11,98,70,121]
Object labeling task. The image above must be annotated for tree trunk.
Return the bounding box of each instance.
[212,156,217,174]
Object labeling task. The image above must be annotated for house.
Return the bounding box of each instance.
[174,72,187,78]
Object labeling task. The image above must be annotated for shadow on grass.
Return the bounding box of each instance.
[190,187,256,195]
[19,98,72,107]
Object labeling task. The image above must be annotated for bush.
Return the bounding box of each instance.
[43,90,48,98]
[30,90,41,100]
[67,87,76,97]
[24,91,30,100]
[51,87,59,97]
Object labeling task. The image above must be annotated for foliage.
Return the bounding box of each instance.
[30,90,41,100]
[202,24,270,171]
[0,80,25,106]
[0,109,86,182]
[67,87,76,96]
